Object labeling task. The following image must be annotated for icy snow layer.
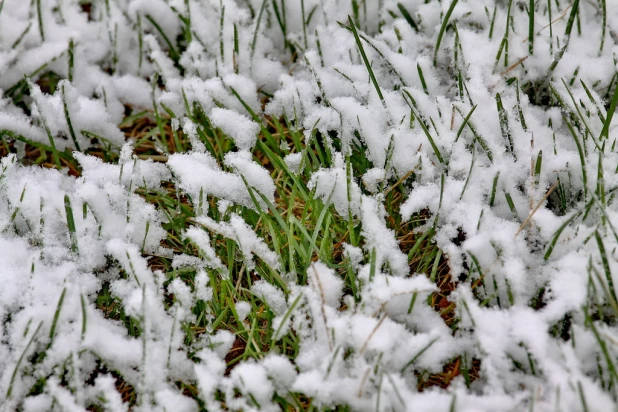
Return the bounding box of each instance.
[1,0,618,411]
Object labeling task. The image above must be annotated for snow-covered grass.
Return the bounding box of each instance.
[1,0,618,411]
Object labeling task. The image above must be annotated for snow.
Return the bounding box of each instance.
[1,0,618,410]
[251,280,287,316]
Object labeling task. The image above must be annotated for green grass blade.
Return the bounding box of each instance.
[6,321,42,398]
[48,287,67,348]
[455,105,477,142]
[433,0,459,66]
[348,16,385,105]
[251,0,268,58]
[397,3,418,31]
[403,91,445,164]
[145,14,180,63]
[62,84,80,151]
[528,0,534,55]
[600,80,618,140]
[64,195,79,254]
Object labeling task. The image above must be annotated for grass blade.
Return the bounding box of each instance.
[397,3,418,31]
[403,91,445,164]
[64,195,79,254]
[62,84,80,151]
[250,0,268,58]
[528,0,534,55]
[48,287,67,348]
[455,105,477,142]
[600,80,618,140]
[348,16,385,106]
[434,0,459,66]
[6,322,43,398]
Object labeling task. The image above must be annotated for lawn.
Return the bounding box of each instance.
[1,0,618,411]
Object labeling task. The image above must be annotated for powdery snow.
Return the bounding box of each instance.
[1,0,618,411]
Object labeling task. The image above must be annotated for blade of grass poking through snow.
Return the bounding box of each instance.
[544,204,586,260]
[546,0,553,54]
[335,25,406,87]
[11,22,31,49]
[439,172,445,210]
[271,292,303,343]
[111,23,118,73]
[6,321,42,398]
[534,150,542,185]
[583,289,618,385]
[137,14,143,73]
[516,181,557,236]
[433,0,459,66]
[559,79,601,151]
[271,0,287,51]
[597,151,606,217]
[600,80,618,140]
[80,294,87,340]
[407,227,435,260]
[233,23,239,73]
[403,91,445,164]
[160,102,184,151]
[300,0,308,49]
[580,80,606,124]
[62,84,80,151]
[489,172,500,206]
[309,189,336,259]
[151,74,169,154]
[346,155,357,246]
[47,287,67,351]
[251,0,268,59]
[528,0,534,55]
[145,15,180,63]
[460,114,493,162]
[515,80,527,131]
[369,247,377,282]
[228,86,292,168]
[496,93,514,157]
[417,63,429,95]
[36,0,44,41]
[429,249,443,282]
[401,337,439,372]
[397,3,418,31]
[488,5,497,39]
[564,116,587,200]
[10,185,26,223]
[460,146,476,200]
[594,231,618,303]
[219,3,225,63]
[599,0,606,53]
[68,38,74,82]
[39,111,61,169]
[504,191,518,219]
[548,0,580,72]
[455,105,477,142]
[347,17,387,109]
[141,221,150,254]
[64,195,78,254]
[495,0,512,66]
